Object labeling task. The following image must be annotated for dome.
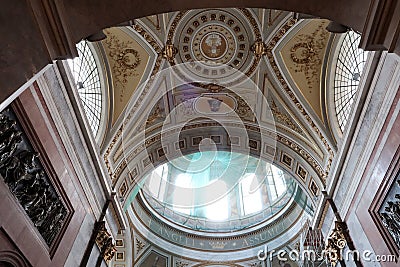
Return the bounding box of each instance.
[140,151,298,232]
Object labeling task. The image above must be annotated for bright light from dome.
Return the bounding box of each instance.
[241,173,263,215]
[204,180,229,221]
[142,151,293,228]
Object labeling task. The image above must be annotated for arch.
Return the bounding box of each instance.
[67,41,104,138]
[3,0,399,109]
[117,123,321,211]
[0,251,29,267]
[325,31,369,139]
[63,0,368,44]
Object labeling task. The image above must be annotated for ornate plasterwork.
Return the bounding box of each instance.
[166,8,262,85]
[232,94,255,122]
[95,221,117,263]
[90,10,349,267]
[279,20,331,122]
[135,237,146,254]
[130,195,304,252]
[176,260,190,267]
[127,215,150,261]
[133,24,163,54]
[270,99,302,134]
[266,18,334,181]
[277,135,324,179]
[112,122,324,211]
[171,85,254,122]
[325,221,347,266]
[145,99,166,127]
[103,33,141,85]
[289,22,330,89]
[104,14,331,204]
[251,40,267,57]
[263,74,324,160]
[103,24,163,177]
[162,43,178,63]
[102,28,153,125]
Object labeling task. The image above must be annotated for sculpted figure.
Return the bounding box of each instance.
[380,213,400,246]
[2,156,20,184]
[10,152,38,183]
[20,181,45,211]
[0,131,22,156]
[11,170,43,193]
[0,120,17,142]
[386,201,400,225]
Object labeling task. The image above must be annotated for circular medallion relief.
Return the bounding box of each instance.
[200,32,228,60]
[192,25,234,64]
[169,9,261,84]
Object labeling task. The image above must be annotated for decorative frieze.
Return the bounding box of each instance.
[131,194,304,252]
[0,108,68,246]
[379,180,400,249]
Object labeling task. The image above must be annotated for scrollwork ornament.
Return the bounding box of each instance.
[325,221,347,265]
[118,48,141,69]
[176,260,190,267]
[103,31,141,85]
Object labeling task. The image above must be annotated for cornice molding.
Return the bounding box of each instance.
[360,0,400,54]
[29,0,77,59]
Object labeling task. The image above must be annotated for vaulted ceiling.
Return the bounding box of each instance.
[85,8,343,266]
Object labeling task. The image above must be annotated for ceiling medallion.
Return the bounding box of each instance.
[168,9,260,85]
[194,26,234,64]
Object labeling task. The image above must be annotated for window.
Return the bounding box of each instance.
[334,31,368,131]
[67,41,103,136]
[204,180,229,221]
[240,173,262,215]
[142,152,292,228]
[147,165,168,199]
[172,173,193,215]
[266,164,287,201]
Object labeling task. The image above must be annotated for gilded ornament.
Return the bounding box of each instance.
[136,237,146,253]
[270,100,302,133]
[266,19,333,182]
[95,221,117,264]
[163,42,178,63]
[251,40,267,57]
[288,23,330,89]
[103,31,141,85]
[325,221,347,266]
